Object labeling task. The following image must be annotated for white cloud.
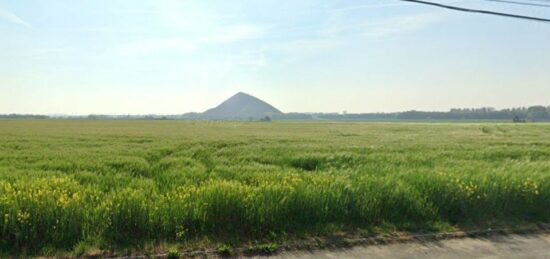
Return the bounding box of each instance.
[265,38,338,54]
[319,6,448,40]
[261,11,446,62]
[116,38,197,55]
[0,8,31,28]
[332,2,414,12]
[115,24,264,55]
[205,25,264,44]
[363,12,447,39]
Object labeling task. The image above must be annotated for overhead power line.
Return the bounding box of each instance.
[486,0,550,7]
[400,0,550,22]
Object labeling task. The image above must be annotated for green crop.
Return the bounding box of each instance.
[0,120,548,254]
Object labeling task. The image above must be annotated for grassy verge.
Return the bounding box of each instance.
[22,222,550,258]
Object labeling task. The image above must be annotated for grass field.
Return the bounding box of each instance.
[0,120,549,255]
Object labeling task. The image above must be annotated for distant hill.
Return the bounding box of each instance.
[186,92,283,120]
[3,96,548,122]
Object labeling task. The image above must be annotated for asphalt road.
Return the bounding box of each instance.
[255,233,550,259]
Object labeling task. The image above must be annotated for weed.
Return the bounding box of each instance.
[166,247,180,259]
[216,244,233,256]
[246,243,278,255]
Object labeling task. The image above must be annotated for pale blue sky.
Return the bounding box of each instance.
[1,0,549,114]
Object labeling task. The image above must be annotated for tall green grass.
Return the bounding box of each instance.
[0,120,549,253]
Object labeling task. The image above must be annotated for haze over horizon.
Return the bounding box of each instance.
[1,0,549,115]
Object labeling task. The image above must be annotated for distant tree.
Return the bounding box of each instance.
[260,116,271,122]
[513,116,525,123]
[276,113,313,120]
[527,106,548,121]
[0,114,49,119]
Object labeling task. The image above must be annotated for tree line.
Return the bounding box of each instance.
[1,105,549,121]
[310,106,550,121]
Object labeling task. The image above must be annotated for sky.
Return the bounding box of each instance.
[0,0,549,115]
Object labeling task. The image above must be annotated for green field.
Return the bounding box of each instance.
[1,120,549,255]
